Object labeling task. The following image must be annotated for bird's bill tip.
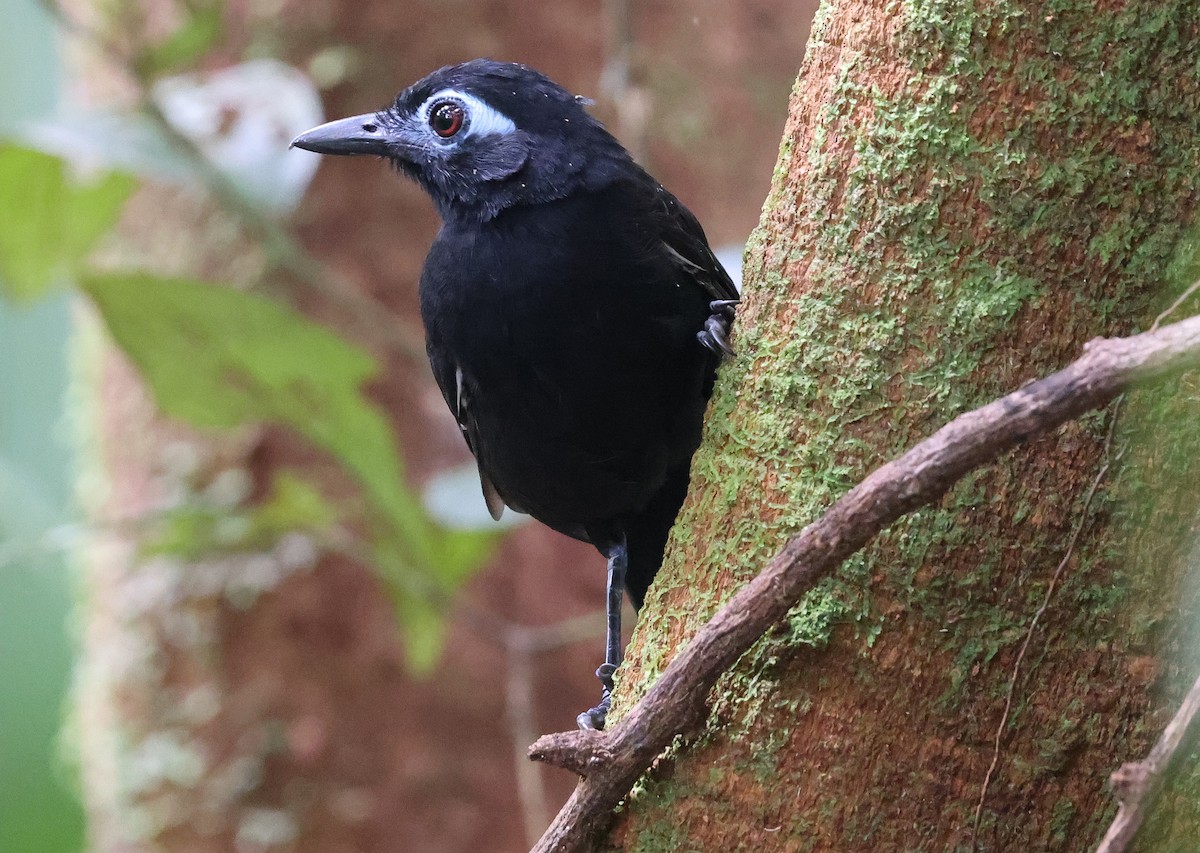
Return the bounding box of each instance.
[290,113,392,156]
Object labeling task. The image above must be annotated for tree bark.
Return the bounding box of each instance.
[612,1,1200,850]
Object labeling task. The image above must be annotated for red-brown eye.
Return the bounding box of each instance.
[430,101,465,137]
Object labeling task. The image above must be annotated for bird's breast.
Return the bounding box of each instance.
[418,197,714,527]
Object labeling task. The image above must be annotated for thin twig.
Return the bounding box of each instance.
[510,612,609,655]
[137,97,425,362]
[528,314,1200,853]
[971,409,1122,848]
[1153,277,1200,331]
[1094,670,1200,852]
[507,635,551,844]
[598,0,650,163]
[501,612,605,846]
[44,0,425,362]
[430,582,603,847]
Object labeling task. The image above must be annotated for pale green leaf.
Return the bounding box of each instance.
[395,592,451,675]
[0,145,136,302]
[82,272,498,665]
[81,272,432,549]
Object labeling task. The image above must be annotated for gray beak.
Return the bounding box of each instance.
[290,113,393,156]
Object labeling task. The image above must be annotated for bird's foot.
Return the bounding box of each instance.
[576,694,610,731]
[698,299,738,358]
[709,299,739,320]
[576,663,618,731]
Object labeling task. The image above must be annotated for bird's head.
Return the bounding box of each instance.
[291,59,631,222]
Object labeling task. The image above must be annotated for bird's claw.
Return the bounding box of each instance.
[698,299,738,358]
[594,662,618,688]
[577,694,611,730]
[709,299,739,320]
[577,663,619,731]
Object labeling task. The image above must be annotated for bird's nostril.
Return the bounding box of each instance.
[362,122,378,133]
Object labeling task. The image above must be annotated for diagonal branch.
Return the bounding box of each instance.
[528,313,1200,853]
[1093,668,1200,852]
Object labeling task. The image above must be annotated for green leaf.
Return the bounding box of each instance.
[145,472,339,560]
[252,472,341,538]
[81,272,431,551]
[369,524,496,672]
[139,2,223,76]
[428,526,498,587]
[81,272,497,664]
[395,592,451,675]
[0,145,136,302]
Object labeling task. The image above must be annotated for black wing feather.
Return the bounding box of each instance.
[427,344,507,520]
[653,184,740,303]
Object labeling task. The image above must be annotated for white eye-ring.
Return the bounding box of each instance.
[422,89,516,141]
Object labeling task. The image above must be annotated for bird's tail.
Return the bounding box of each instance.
[622,467,692,609]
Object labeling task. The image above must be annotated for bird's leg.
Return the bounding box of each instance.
[577,537,628,731]
[698,298,739,358]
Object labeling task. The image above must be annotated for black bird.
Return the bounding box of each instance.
[292,60,736,729]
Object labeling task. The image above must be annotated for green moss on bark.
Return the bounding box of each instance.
[615,1,1200,849]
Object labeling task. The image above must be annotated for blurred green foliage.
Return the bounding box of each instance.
[82,271,495,668]
[136,1,223,78]
[0,0,500,653]
[0,108,496,654]
[145,472,338,560]
[0,0,498,848]
[0,2,87,851]
[0,146,136,302]
[0,299,86,852]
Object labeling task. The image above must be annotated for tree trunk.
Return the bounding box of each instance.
[613,1,1200,850]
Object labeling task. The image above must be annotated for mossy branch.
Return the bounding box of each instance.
[528,313,1200,853]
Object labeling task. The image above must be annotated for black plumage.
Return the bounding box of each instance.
[293,60,736,728]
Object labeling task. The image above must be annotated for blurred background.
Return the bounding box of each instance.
[0,0,818,850]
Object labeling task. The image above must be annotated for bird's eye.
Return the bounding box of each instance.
[429,101,466,138]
